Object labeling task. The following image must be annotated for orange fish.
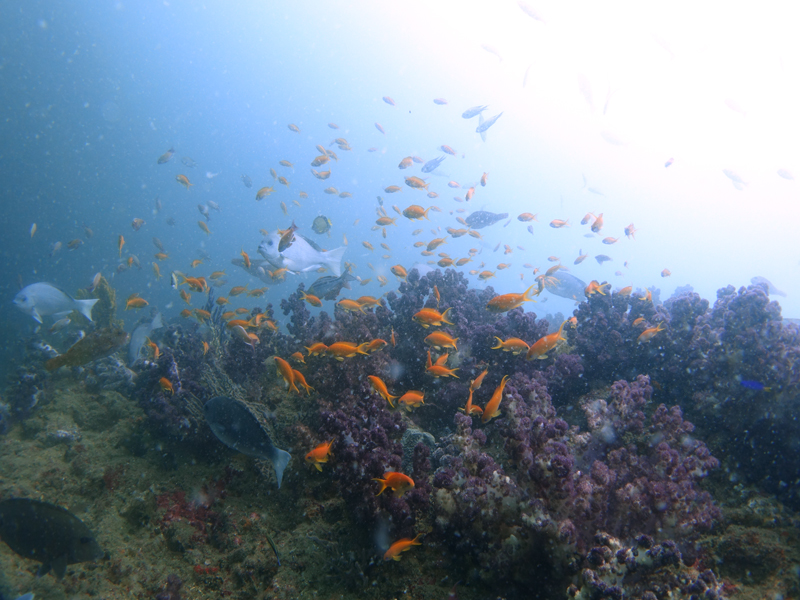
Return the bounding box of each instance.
[288,123,300,132]
[470,368,489,391]
[602,237,619,245]
[440,145,456,155]
[491,337,530,355]
[625,223,638,239]
[357,296,381,308]
[405,176,429,190]
[300,291,323,307]
[478,271,496,281]
[398,157,413,169]
[125,296,149,310]
[486,285,538,312]
[293,369,314,394]
[375,122,385,134]
[326,342,369,360]
[337,299,366,314]
[426,238,447,251]
[639,290,652,302]
[390,328,397,347]
[526,321,567,360]
[176,174,193,189]
[305,342,328,356]
[364,339,388,353]
[461,388,483,416]
[585,280,610,296]
[397,390,425,411]
[180,309,193,318]
[425,351,459,378]
[424,331,458,350]
[118,235,125,257]
[202,341,210,355]
[198,221,211,235]
[376,216,397,226]
[229,286,248,296]
[661,269,671,277]
[368,375,399,407]
[618,286,633,296]
[517,213,537,222]
[591,213,604,233]
[290,351,306,364]
[638,323,665,343]
[482,374,509,423]
[373,472,415,497]
[633,317,646,326]
[481,172,488,186]
[391,265,408,280]
[278,176,290,187]
[383,534,422,561]
[311,155,329,167]
[256,186,274,200]
[159,377,174,394]
[274,356,300,394]
[549,219,569,228]
[305,440,334,471]
[413,307,454,328]
[433,285,440,307]
[145,337,160,360]
[240,249,251,269]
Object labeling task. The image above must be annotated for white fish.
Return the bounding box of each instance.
[258,232,346,276]
[723,169,748,189]
[14,283,98,324]
[481,44,503,62]
[128,313,163,365]
[777,168,794,180]
[207,200,221,211]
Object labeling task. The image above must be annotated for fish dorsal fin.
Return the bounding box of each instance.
[298,234,323,252]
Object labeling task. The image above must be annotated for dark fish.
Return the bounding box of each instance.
[241,174,253,188]
[307,269,356,301]
[464,210,509,229]
[165,217,176,226]
[462,105,488,119]
[544,271,587,301]
[0,498,103,579]
[204,396,291,488]
[740,380,769,391]
[157,147,174,164]
[312,215,332,235]
[595,255,612,264]
[421,156,447,173]
[152,237,165,252]
[476,111,503,133]
[181,156,197,168]
[45,327,129,371]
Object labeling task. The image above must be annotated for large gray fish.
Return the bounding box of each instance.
[476,111,503,133]
[421,156,447,173]
[464,210,509,229]
[307,269,356,301]
[204,396,291,488]
[0,498,103,579]
[259,232,345,276]
[462,105,488,119]
[544,272,588,301]
[128,313,163,365]
[14,283,98,324]
[751,276,787,297]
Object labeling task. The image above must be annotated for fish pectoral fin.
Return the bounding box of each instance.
[269,447,291,488]
[32,309,43,324]
[537,354,548,360]
[51,553,70,579]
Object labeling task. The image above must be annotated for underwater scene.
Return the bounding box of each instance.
[2,2,800,599]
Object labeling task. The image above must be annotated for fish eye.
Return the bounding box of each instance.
[268,240,273,246]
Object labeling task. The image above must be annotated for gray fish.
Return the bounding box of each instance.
[477,113,487,142]
[204,396,291,488]
[307,269,356,301]
[544,272,587,301]
[462,105,488,119]
[476,111,503,133]
[421,156,447,173]
[14,283,98,324]
[181,156,197,168]
[241,174,253,188]
[595,254,612,264]
[0,498,103,579]
[128,313,163,365]
[464,210,509,229]
[259,232,346,276]
[751,276,787,297]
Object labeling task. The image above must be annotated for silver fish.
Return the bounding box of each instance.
[204,396,291,488]
[476,112,503,133]
[128,313,163,365]
[421,156,447,173]
[14,283,98,324]
[258,233,345,276]
[241,174,253,188]
[462,105,488,119]
[198,204,210,221]
[751,276,787,297]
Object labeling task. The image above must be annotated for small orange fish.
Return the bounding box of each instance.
[288,123,300,133]
[482,374,509,423]
[405,176,429,190]
[486,285,538,312]
[326,342,369,360]
[397,390,425,411]
[661,269,671,277]
[602,237,618,245]
[491,337,530,355]
[300,291,322,307]
[368,375,399,407]
[274,356,300,394]
[305,342,328,356]
[176,174,193,189]
[256,186,274,200]
[440,145,456,155]
[118,235,125,257]
[517,213,537,222]
[390,328,397,347]
[202,341,210,355]
[398,157,413,169]
[278,176,290,187]
[373,472,415,497]
[549,219,569,228]
[424,331,458,350]
[391,265,408,280]
[240,248,251,269]
[376,216,397,226]
[639,290,652,302]
[363,339,387,353]
[293,369,314,394]
[425,351,459,378]
[125,296,149,310]
[375,122,385,134]
[193,308,211,322]
[229,286,248,296]
[618,286,633,296]
[383,534,422,561]
[478,271,496,281]
[461,388,483,416]
[180,309,193,318]
[427,237,447,251]
[470,368,489,391]
[190,259,203,268]
[337,299,366,314]
[362,241,374,251]
[413,307,454,328]
[158,377,175,395]
[305,440,334,471]
[145,337,160,360]
[638,323,665,343]
[585,280,610,296]
[198,221,211,235]
[279,160,294,168]
[633,317,646,326]
[526,321,567,360]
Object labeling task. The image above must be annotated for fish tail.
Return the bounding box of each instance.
[491,336,504,350]
[441,307,454,324]
[77,298,99,321]
[323,246,347,277]
[268,447,291,489]
[372,478,388,495]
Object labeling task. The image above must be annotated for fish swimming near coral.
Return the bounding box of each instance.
[543,271,588,301]
[464,210,509,229]
[14,283,99,324]
[128,312,163,365]
[307,269,357,301]
[751,276,787,297]
[259,232,346,276]
[0,498,103,579]
[45,327,129,371]
[203,396,291,488]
